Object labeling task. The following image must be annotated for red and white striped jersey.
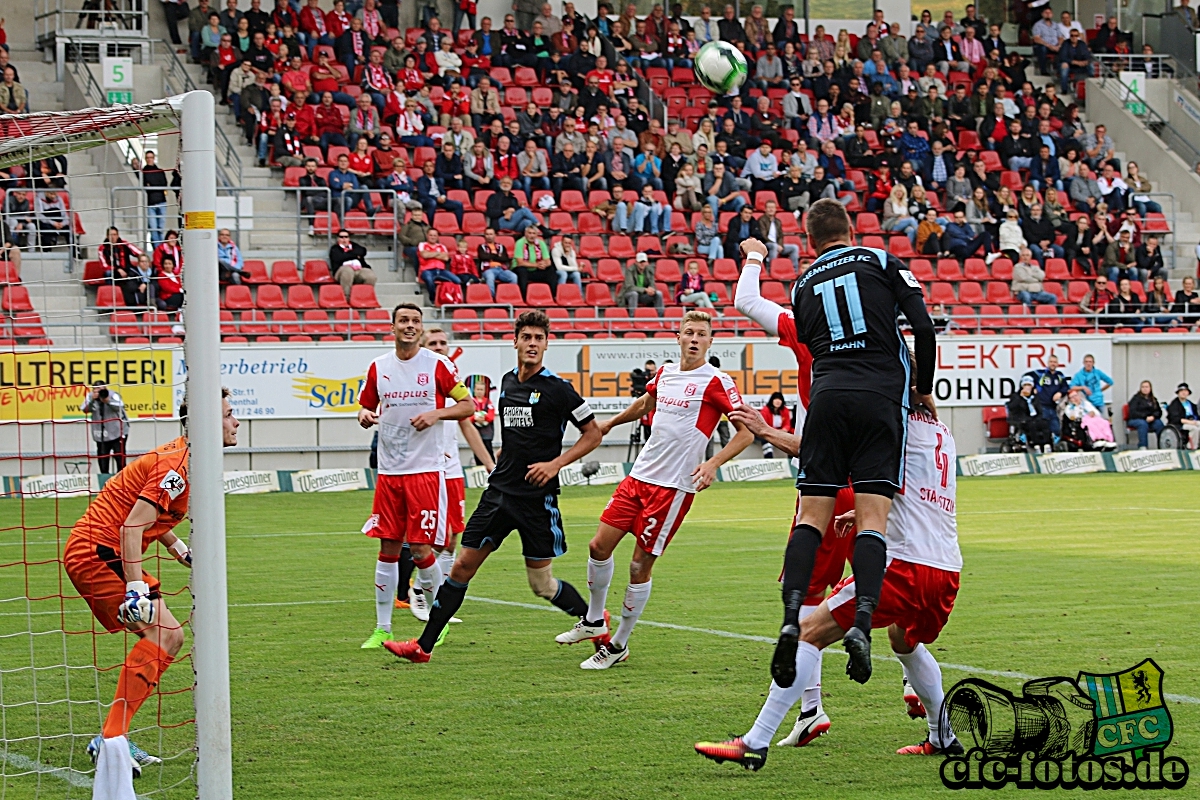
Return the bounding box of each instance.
[629,363,742,492]
[887,410,962,572]
[358,349,466,475]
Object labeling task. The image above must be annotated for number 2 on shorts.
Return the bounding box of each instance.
[813,273,867,341]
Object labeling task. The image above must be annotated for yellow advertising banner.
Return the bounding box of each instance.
[0,350,176,421]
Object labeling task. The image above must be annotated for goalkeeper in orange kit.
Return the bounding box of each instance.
[65,389,239,777]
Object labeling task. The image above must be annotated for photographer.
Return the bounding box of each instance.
[81,382,129,473]
[629,359,656,444]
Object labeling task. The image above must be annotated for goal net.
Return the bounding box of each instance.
[0,94,229,799]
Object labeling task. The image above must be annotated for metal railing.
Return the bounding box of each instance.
[153,40,243,187]
[36,0,149,41]
[1099,61,1200,179]
[110,184,400,272]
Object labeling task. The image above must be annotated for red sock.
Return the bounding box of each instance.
[102,638,172,738]
[412,552,436,569]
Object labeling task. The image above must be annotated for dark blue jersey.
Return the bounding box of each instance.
[490,367,595,496]
[790,245,935,405]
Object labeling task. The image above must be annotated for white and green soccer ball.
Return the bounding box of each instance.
[693,41,748,94]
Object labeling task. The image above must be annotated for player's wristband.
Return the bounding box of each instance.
[744,252,764,265]
[126,580,150,596]
[168,540,190,559]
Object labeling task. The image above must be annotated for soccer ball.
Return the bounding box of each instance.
[693,41,748,94]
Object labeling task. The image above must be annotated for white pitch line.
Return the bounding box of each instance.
[0,751,151,799]
[226,594,1200,705]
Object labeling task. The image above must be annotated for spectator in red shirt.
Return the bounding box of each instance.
[459,37,490,81]
[212,33,239,103]
[370,133,399,184]
[493,136,521,182]
[154,254,184,311]
[361,47,394,112]
[291,90,318,141]
[299,0,334,58]
[279,55,310,96]
[440,79,471,128]
[256,97,286,166]
[417,228,460,298]
[325,0,351,38]
[309,52,355,106]
[586,54,614,95]
[757,392,793,457]
[347,137,376,185]
[449,239,481,285]
[314,91,350,156]
[398,54,425,93]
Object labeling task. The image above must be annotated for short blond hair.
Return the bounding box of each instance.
[681,310,712,330]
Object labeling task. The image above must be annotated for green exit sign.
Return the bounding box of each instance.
[107,90,133,105]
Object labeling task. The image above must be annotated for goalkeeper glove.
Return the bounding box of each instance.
[117,581,155,625]
[168,538,192,567]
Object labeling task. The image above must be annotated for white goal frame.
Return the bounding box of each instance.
[0,90,232,800]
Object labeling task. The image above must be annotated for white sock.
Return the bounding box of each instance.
[436,550,455,584]
[895,644,951,748]
[743,641,821,749]
[586,557,614,624]
[374,559,398,632]
[798,605,823,713]
[417,559,444,602]
[612,580,651,648]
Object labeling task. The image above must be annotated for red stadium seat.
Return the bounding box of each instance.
[585,283,615,306]
[304,260,334,283]
[936,259,963,281]
[712,259,739,281]
[963,258,990,281]
[929,282,956,305]
[349,284,380,308]
[596,259,624,283]
[909,259,934,282]
[271,260,302,284]
[222,285,254,310]
[525,283,555,307]
[287,285,318,309]
[242,260,269,283]
[465,283,494,304]
[985,282,1013,304]
[958,281,985,305]
[495,284,523,305]
[556,283,585,308]
[303,310,336,335]
[318,284,349,309]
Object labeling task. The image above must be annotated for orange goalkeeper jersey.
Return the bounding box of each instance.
[70,435,190,555]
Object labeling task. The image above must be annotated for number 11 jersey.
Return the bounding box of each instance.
[790,246,925,407]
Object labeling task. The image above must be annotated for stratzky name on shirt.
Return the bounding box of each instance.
[504,406,533,428]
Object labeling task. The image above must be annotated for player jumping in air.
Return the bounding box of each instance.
[554,310,753,669]
[385,310,603,663]
[733,255,924,747]
[69,389,239,776]
[402,327,497,624]
[358,304,475,649]
[696,400,964,769]
[754,200,937,691]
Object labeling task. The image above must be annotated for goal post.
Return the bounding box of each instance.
[179,90,234,800]
[0,90,231,799]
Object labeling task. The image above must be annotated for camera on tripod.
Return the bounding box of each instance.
[629,368,649,398]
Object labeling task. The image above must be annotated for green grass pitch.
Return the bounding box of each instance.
[1,472,1198,798]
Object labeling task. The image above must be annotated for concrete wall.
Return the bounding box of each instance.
[1087,77,1200,209]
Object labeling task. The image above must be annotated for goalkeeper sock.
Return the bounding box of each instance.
[414,552,443,602]
[781,525,822,628]
[375,554,399,632]
[103,638,171,738]
[850,532,887,634]
[398,544,415,597]
[417,578,467,653]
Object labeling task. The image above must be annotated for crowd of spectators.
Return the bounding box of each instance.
[168,0,1200,337]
